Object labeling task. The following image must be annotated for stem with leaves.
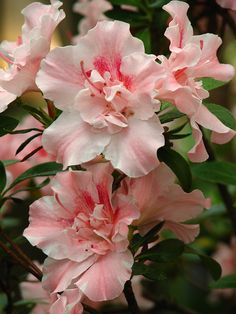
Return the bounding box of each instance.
[202,132,236,234]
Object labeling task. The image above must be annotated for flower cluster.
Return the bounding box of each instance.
[0,0,235,313]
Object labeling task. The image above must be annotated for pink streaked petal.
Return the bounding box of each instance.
[36,46,85,110]
[86,163,114,207]
[23,196,94,261]
[51,171,98,213]
[42,256,97,293]
[188,119,209,162]
[191,34,235,81]
[163,0,193,51]
[104,116,164,177]
[121,53,164,93]
[85,20,145,68]
[75,250,133,301]
[164,221,200,243]
[42,112,111,169]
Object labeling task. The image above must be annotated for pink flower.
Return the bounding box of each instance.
[216,0,236,10]
[156,0,235,162]
[37,20,165,177]
[24,163,139,301]
[120,163,210,243]
[73,0,112,40]
[0,0,65,113]
[21,271,83,314]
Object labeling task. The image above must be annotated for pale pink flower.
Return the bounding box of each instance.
[119,163,211,243]
[0,0,65,113]
[156,0,235,162]
[37,20,165,177]
[24,163,139,301]
[21,270,83,314]
[73,0,112,40]
[216,0,236,10]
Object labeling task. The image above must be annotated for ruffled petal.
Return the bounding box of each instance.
[75,250,133,301]
[104,116,164,177]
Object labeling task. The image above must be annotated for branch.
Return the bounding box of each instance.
[123,280,140,314]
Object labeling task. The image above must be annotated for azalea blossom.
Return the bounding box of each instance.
[37,20,165,177]
[24,163,139,301]
[21,268,83,314]
[156,0,235,162]
[73,0,112,40]
[119,163,211,243]
[0,0,65,113]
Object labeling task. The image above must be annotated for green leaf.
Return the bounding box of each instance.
[132,262,168,281]
[210,274,236,289]
[0,161,6,194]
[201,78,226,91]
[192,161,236,186]
[106,9,147,26]
[109,0,140,6]
[157,147,192,192]
[137,239,185,263]
[0,115,19,137]
[136,28,151,53]
[130,221,164,254]
[149,0,170,8]
[4,162,63,195]
[15,133,42,155]
[2,159,18,166]
[204,103,236,131]
[159,109,185,124]
[185,246,222,280]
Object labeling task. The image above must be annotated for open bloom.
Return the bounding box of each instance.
[156,0,235,162]
[37,20,165,177]
[0,0,65,112]
[24,163,139,301]
[21,269,83,314]
[73,0,112,40]
[119,163,210,243]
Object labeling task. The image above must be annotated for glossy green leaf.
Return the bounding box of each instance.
[157,147,192,192]
[185,246,222,280]
[201,78,226,91]
[192,161,236,186]
[4,162,63,195]
[0,161,6,194]
[204,103,236,131]
[136,28,151,53]
[210,274,236,289]
[137,239,185,262]
[159,109,185,124]
[0,115,19,137]
[130,221,164,254]
[15,133,42,155]
[132,262,168,281]
[109,0,140,6]
[149,0,170,8]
